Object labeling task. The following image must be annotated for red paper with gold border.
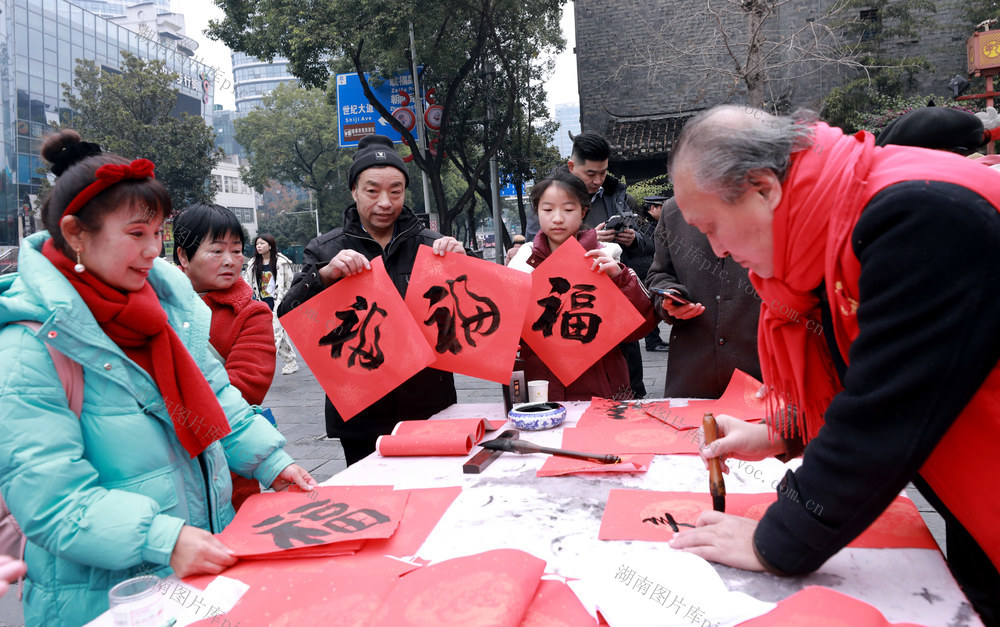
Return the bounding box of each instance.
[598,490,938,550]
[646,369,768,430]
[520,579,598,626]
[577,397,665,428]
[520,237,647,386]
[735,586,928,627]
[369,549,546,626]
[537,453,654,477]
[404,246,531,384]
[217,486,409,557]
[279,257,435,420]
[187,554,418,627]
[561,422,704,455]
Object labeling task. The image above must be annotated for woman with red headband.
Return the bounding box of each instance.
[0,130,316,625]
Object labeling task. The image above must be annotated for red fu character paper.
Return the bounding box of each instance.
[217,485,408,557]
[405,245,531,384]
[521,237,647,386]
[598,489,937,550]
[280,257,435,420]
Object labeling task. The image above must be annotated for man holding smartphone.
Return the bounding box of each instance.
[646,197,761,398]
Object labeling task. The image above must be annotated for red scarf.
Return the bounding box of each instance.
[747,124,863,439]
[752,122,1000,441]
[43,239,231,457]
[200,279,258,357]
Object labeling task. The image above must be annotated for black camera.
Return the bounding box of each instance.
[604,212,637,232]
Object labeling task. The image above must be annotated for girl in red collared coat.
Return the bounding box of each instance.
[507,169,654,401]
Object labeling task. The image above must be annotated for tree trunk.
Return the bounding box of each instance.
[744,0,768,108]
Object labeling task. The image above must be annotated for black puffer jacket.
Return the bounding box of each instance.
[279,205,457,439]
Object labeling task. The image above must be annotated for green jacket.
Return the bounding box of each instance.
[0,232,293,626]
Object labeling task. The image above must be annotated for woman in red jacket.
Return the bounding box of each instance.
[174,204,277,508]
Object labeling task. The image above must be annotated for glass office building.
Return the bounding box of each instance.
[232,51,298,113]
[212,106,246,159]
[553,102,580,158]
[0,0,216,249]
[66,0,170,19]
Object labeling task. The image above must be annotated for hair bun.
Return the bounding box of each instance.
[41,129,103,176]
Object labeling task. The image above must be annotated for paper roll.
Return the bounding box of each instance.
[377,432,475,456]
[391,418,487,443]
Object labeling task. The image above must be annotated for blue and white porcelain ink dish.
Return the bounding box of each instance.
[508,402,567,431]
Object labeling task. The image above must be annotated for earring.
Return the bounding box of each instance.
[74,249,85,274]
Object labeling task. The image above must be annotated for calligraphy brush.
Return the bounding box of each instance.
[702,413,726,512]
[479,437,621,465]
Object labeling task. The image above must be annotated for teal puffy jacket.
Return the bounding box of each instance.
[0,233,294,626]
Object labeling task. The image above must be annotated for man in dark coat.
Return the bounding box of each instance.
[646,198,761,398]
[278,135,465,465]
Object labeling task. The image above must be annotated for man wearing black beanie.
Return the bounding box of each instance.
[348,134,410,188]
[279,134,465,465]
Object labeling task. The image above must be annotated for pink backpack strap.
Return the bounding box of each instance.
[13,321,83,417]
[5,321,84,597]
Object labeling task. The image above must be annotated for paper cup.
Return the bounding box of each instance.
[527,380,549,403]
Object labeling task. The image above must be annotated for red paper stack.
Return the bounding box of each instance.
[559,370,766,455]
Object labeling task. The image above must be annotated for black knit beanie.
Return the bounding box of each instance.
[348,134,409,188]
[875,107,988,155]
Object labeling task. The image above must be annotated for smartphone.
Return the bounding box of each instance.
[604,214,625,232]
[650,287,694,306]
[604,212,637,232]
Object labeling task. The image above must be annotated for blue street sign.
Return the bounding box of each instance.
[499,173,530,198]
[336,70,420,147]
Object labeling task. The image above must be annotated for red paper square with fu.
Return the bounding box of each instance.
[404,245,531,384]
[217,486,409,557]
[280,257,435,419]
[521,237,647,386]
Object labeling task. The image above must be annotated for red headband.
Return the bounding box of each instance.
[60,158,157,220]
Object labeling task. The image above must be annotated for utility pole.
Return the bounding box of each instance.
[310,189,320,236]
[408,22,435,225]
[287,190,320,237]
[483,61,504,264]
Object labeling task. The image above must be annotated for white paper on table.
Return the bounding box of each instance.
[568,546,774,627]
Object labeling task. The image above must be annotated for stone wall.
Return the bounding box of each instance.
[574,0,971,136]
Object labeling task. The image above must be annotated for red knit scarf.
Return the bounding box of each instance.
[751,122,1000,442]
[200,279,258,358]
[43,239,231,457]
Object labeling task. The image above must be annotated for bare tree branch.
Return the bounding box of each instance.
[605,0,917,109]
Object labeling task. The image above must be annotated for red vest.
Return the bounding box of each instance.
[831,144,1000,570]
